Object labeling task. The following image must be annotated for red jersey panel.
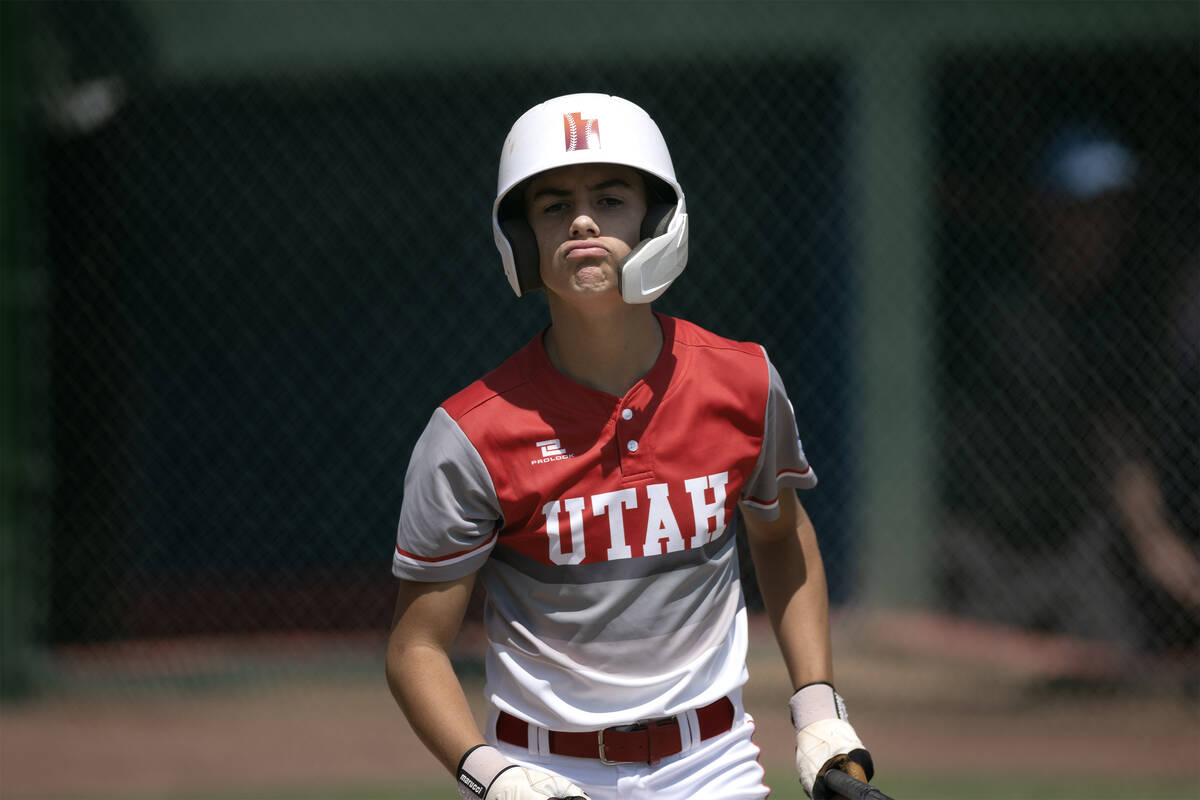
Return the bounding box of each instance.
[442,314,769,571]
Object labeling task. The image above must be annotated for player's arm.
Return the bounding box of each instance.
[385,573,591,800]
[741,487,832,687]
[385,572,483,774]
[1114,460,1200,610]
[741,489,873,799]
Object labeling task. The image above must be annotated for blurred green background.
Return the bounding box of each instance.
[2,2,1197,798]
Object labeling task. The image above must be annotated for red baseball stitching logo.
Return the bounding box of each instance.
[563,112,600,151]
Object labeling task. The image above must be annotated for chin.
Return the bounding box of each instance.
[552,280,621,308]
[569,264,617,290]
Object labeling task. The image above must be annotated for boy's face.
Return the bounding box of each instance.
[523,163,647,302]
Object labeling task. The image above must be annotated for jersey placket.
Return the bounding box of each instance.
[614,386,654,482]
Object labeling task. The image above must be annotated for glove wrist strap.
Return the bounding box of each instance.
[457,744,516,800]
[789,681,849,731]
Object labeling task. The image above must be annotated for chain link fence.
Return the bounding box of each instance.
[5,2,1198,695]
[933,46,1199,662]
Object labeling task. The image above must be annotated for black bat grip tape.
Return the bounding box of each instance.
[823,768,897,800]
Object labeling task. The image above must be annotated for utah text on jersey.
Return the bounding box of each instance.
[539,471,730,565]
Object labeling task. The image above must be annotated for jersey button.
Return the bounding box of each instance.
[621,408,634,420]
[626,440,639,452]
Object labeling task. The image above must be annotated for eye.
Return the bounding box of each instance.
[540,200,569,215]
[597,196,625,209]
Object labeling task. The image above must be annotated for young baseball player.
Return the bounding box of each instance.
[386,94,874,800]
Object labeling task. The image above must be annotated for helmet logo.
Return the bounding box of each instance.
[563,112,600,152]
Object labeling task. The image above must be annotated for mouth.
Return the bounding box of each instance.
[563,240,610,260]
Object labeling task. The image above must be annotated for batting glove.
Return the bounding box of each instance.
[790,683,874,799]
[457,745,591,800]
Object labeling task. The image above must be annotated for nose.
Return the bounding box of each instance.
[570,214,599,239]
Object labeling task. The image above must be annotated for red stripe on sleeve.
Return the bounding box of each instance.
[395,531,497,564]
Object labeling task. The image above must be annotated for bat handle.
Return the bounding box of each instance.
[822,768,898,800]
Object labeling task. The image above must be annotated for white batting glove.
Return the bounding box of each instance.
[457,745,590,800]
[790,683,874,799]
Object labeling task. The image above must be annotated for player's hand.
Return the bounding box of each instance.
[789,684,874,799]
[486,765,590,799]
[457,745,590,800]
[795,718,873,798]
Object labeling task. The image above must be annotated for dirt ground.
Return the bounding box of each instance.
[2,611,1198,799]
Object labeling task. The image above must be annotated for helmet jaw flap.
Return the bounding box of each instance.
[492,93,688,303]
[620,206,688,304]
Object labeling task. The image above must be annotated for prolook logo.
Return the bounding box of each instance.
[531,439,574,465]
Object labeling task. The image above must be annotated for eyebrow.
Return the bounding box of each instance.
[529,178,634,203]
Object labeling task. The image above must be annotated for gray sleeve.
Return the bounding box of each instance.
[740,350,818,520]
[392,407,502,581]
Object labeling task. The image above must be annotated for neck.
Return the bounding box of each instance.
[543,301,663,397]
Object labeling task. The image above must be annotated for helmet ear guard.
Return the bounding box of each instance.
[639,174,677,240]
[640,203,675,240]
[499,218,543,294]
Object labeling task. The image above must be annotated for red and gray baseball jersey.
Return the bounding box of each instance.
[393,314,816,731]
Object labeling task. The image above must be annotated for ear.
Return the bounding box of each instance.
[500,219,543,293]
[641,204,675,240]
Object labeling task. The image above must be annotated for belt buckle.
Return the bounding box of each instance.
[597,726,634,765]
[598,719,663,766]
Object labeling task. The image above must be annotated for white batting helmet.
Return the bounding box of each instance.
[492,93,688,304]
